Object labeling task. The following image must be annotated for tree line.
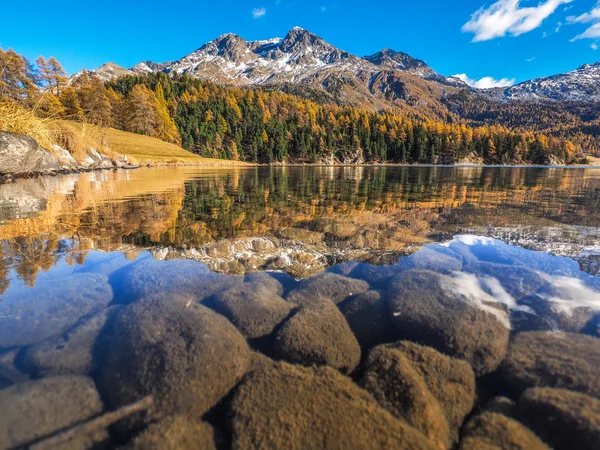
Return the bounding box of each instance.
[0,47,585,164]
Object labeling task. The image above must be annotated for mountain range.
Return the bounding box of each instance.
[77,27,600,113]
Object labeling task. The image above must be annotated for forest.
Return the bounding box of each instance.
[0,47,589,165]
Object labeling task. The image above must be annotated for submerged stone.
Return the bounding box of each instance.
[21,306,122,377]
[520,388,600,450]
[204,285,294,341]
[96,299,250,425]
[129,416,217,450]
[360,342,475,448]
[0,273,113,349]
[273,299,361,374]
[459,412,549,450]
[387,270,509,375]
[121,258,242,304]
[229,361,437,450]
[500,332,600,398]
[339,290,397,349]
[286,272,369,306]
[0,376,106,449]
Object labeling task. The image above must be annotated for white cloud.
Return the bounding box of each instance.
[568,3,600,40]
[572,22,600,40]
[592,42,599,50]
[567,3,600,23]
[525,56,536,62]
[462,0,573,42]
[252,7,267,19]
[453,73,516,89]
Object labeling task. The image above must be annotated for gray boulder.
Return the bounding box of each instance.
[501,332,600,398]
[229,361,437,450]
[387,270,510,375]
[0,376,106,449]
[338,290,397,349]
[286,272,369,306]
[120,258,242,304]
[96,299,250,425]
[203,285,294,341]
[0,273,113,349]
[520,388,600,450]
[273,299,361,374]
[459,412,549,450]
[0,131,61,175]
[128,416,217,450]
[21,306,121,377]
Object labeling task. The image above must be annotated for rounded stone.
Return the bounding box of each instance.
[96,299,251,424]
[229,361,437,450]
[286,272,369,306]
[129,416,217,450]
[121,258,242,304]
[0,273,113,349]
[21,306,121,377]
[359,345,452,449]
[338,290,397,349]
[387,270,510,375]
[500,332,600,398]
[0,376,105,449]
[520,388,600,450]
[459,412,550,450]
[203,285,294,340]
[273,300,361,374]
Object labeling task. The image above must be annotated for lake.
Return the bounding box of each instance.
[0,166,599,449]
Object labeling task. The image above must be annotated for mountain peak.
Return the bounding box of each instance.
[364,49,435,77]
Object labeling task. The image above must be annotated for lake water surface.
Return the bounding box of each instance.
[0,166,599,449]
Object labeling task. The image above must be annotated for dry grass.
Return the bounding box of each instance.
[60,121,248,166]
[0,102,247,166]
[0,101,56,150]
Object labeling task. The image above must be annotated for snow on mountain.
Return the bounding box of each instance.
[481,62,600,102]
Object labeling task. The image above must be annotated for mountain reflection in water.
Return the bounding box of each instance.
[0,166,599,291]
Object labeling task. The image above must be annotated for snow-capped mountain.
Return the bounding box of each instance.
[482,62,600,102]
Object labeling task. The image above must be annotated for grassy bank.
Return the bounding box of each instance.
[55,121,248,166]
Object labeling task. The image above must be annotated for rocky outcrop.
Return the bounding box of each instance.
[0,131,61,175]
[0,131,131,179]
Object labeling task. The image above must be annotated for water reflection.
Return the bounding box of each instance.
[0,166,599,288]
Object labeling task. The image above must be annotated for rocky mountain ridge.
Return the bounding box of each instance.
[75,28,600,107]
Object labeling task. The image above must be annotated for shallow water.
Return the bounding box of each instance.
[0,166,599,449]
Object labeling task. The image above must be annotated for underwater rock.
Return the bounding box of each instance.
[121,258,242,304]
[0,376,106,449]
[387,270,510,375]
[286,272,369,306]
[463,262,548,301]
[360,342,475,448]
[204,285,294,341]
[396,245,463,274]
[0,348,29,386]
[229,361,437,450]
[359,345,452,448]
[459,412,549,450]
[338,290,397,349]
[0,273,113,349]
[520,388,600,450]
[347,263,405,289]
[501,332,600,398]
[484,396,519,419]
[244,271,285,296]
[273,299,361,374]
[128,416,217,450]
[96,299,250,425]
[21,306,122,377]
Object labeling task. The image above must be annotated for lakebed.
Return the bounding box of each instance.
[0,166,599,449]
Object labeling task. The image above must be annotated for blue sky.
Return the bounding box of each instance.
[1,0,600,86]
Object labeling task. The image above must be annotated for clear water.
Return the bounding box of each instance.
[0,166,599,449]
